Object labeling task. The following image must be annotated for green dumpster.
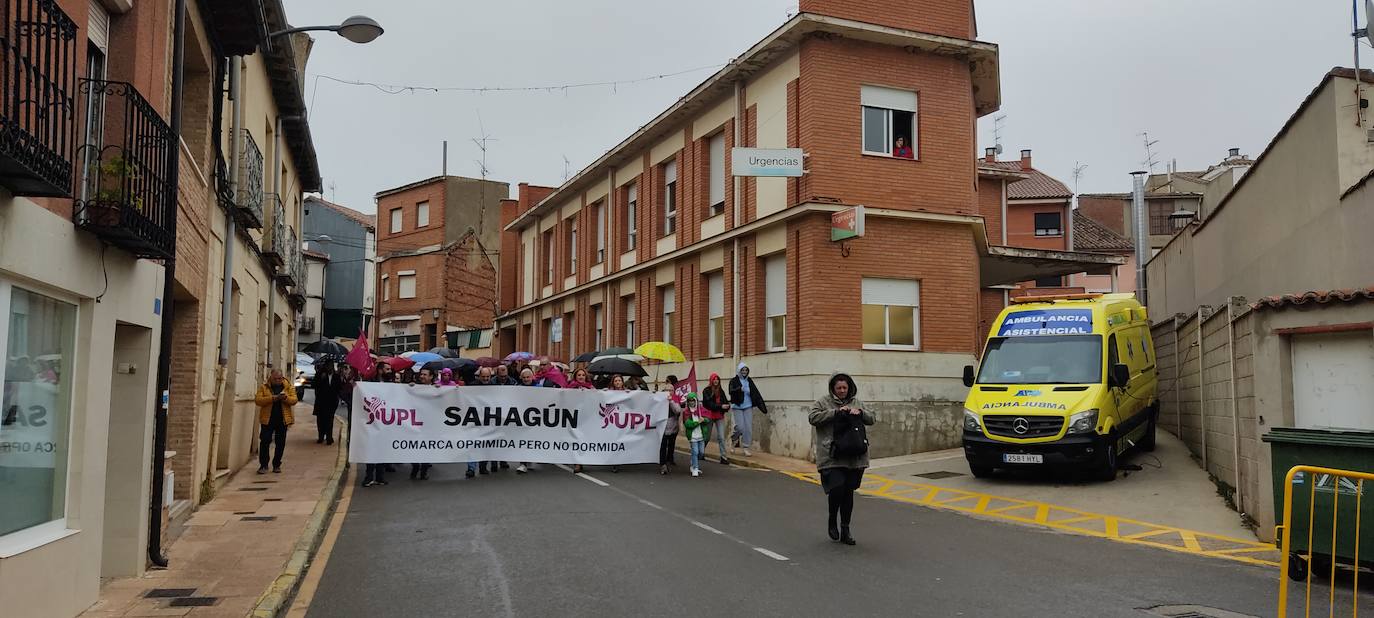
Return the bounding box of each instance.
[1262,427,1374,581]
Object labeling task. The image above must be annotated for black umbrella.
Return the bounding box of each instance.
[303,339,348,357]
[588,357,647,377]
[428,347,461,358]
[572,350,600,363]
[422,358,477,373]
[600,346,634,356]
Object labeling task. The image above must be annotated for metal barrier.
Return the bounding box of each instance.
[1277,465,1374,617]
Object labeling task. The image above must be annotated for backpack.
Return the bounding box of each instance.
[830,412,869,459]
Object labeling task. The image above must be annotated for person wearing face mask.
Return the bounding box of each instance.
[809,372,874,546]
[682,393,711,478]
[700,373,730,465]
[728,363,768,456]
[254,369,298,474]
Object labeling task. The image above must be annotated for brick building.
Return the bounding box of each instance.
[374,175,509,356]
[978,147,1079,296]
[496,0,1121,460]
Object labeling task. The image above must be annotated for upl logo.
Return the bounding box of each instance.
[363,396,423,426]
[598,403,652,431]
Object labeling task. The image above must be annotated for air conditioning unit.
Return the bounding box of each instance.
[299,317,316,333]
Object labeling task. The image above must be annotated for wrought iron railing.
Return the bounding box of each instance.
[215,152,233,211]
[282,232,303,292]
[72,79,174,259]
[0,0,78,196]
[262,193,286,265]
[234,128,262,228]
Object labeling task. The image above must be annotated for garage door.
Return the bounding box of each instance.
[1291,331,1374,430]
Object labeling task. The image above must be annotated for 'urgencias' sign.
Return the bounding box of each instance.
[731,148,804,177]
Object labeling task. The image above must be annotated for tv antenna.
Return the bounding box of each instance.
[471,111,498,234]
[563,155,572,182]
[993,114,1007,155]
[1140,132,1160,173]
[1071,162,1087,208]
[1354,0,1373,126]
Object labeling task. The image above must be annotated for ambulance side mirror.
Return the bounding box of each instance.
[962,365,976,388]
[1109,363,1130,389]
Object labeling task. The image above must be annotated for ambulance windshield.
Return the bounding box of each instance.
[976,335,1103,385]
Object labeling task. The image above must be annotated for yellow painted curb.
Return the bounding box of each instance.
[783,470,1281,568]
[250,419,351,618]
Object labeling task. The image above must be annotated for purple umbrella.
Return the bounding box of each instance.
[503,351,534,363]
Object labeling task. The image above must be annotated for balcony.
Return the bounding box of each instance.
[261,193,286,266]
[298,316,316,333]
[72,79,174,259]
[0,0,79,197]
[278,227,300,288]
[233,128,262,228]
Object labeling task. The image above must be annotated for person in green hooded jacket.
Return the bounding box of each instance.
[682,393,712,478]
[809,372,874,545]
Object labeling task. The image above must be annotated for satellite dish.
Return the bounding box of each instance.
[994,144,1004,155]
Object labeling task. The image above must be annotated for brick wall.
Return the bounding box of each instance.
[976,289,1004,353]
[798,37,976,214]
[1078,195,1129,236]
[976,177,1004,243]
[1006,201,1070,250]
[799,0,975,39]
[377,181,446,248]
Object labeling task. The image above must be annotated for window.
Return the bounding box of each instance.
[662,161,677,235]
[594,201,606,263]
[626,183,638,250]
[544,318,553,347]
[593,304,603,350]
[1034,212,1062,237]
[542,229,554,285]
[382,275,390,301]
[624,297,637,347]
[661,285,675,345]
[398,272,416,299]
[860,85,918,158]
[416,201,430,227]
[389,208,402,233]
[0,284,77,538]
[707,273,724,357]
[764,256,786,351]
[1034,276,1064,288]
[568,219,578,274]
[708,133,725,217]
[861,278,919,349]
[1148,201,1174,235]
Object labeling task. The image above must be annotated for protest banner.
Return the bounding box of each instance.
[349,383,669,465]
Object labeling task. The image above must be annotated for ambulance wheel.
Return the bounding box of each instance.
[1093,441,1118,482]
[1287,554,1309,581]
[969,462,995,478]
[1139,412,1158,453]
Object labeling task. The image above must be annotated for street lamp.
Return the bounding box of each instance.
[269,15,384,44]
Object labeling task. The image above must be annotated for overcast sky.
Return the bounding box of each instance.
[287,0,1357,213]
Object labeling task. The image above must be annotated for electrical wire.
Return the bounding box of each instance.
[311,63,727,96]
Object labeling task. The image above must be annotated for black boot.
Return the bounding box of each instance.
[420,466,430,481]
[840,527,855,545]
[828,518,840,541]
[410,466,419,480]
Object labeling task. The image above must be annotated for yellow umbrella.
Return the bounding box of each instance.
[634,341,685,363]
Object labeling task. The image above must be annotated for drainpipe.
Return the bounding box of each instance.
[205,56,242,496]
[147,0,186,569]
[266,115,281,369]
[730,79,743,367]
[1226,297,1245,514]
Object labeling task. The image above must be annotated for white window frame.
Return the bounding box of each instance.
[764,256,786,352]
[708,133,725,217]
[1034,211,1063,237]
[381,274,389,301]
[707,273,724,357]
[595,201,606,263]
[593,304,603,350]
[861,277,920,350]
[860,85,919,158]
[543,229,554,284]
[389,208,403,233]
[416,201,430,227]
[661,285,675,345]
[569,219,578,273]
[663,160,677,235]
[625,297,636,347]
[0,278,79,556]
[398,271,417,299]
[626,184,638,250]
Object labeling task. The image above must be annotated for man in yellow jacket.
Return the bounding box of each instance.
[254,369,298,474]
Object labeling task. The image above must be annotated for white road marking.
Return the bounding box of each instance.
[691,521,724,535]
[753,547,790,561]
[638,499,664,510]
[554,464,610,487]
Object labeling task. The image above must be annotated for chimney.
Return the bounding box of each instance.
[1020,149,1032,169]
[1228,147,1241,158]
[984,147,997,163]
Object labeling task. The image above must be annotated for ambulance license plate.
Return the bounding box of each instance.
[1002,453,1043,464]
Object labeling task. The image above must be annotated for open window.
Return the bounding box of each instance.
[861,85,917,159]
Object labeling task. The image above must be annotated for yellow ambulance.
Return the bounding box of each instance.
[961,293,1159,481]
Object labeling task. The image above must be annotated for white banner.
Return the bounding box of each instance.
[349,383,669,465]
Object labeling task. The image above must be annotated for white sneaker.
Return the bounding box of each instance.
[691,467,701,477]
[516,464,528,474]
[743,448,753,457]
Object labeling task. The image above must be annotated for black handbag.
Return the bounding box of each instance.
[830,412,869,458]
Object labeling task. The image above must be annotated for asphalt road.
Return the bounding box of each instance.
[303,457,1369,617]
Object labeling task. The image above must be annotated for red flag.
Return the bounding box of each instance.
[345,328,374,379]
[671,363,698,404]
[546,365,569,388]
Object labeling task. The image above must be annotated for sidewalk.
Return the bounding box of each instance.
[673,432,814,474]
[80,421,346,618]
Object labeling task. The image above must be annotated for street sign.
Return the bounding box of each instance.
[731,147,804,177]
[831,205,865,242]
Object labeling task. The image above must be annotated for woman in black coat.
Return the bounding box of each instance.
[312,360,341,445]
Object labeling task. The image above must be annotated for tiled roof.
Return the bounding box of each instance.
[307,196,375,230]
[302,248,330,260]
[1252,286,1374,310]
[980,160,1073,199]
[1072,211,1133,252]
[1169,171,1208,184]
